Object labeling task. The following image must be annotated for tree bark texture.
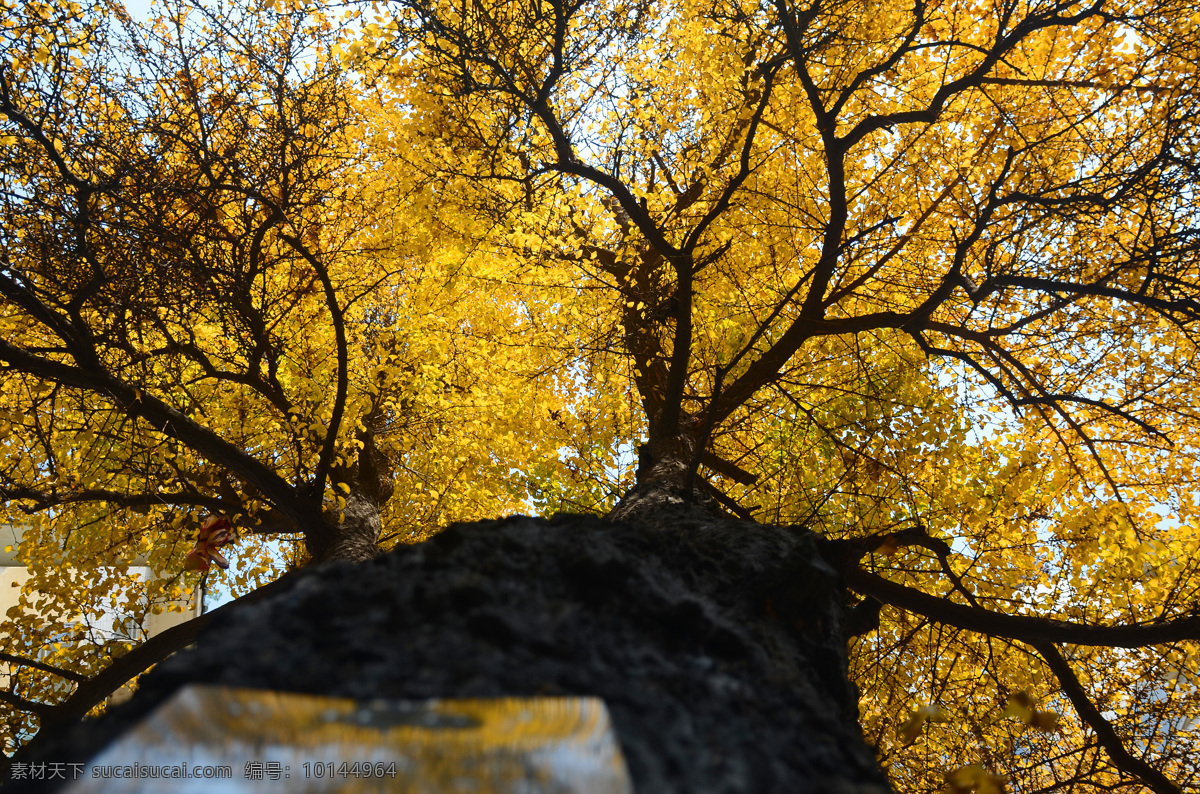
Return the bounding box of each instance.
[312,428,396,564]
[16,510,892,793]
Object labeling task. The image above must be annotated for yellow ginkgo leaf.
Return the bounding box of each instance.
[1000,690,1035,724]
[900,703,951,743]
[1028,710,1060,733]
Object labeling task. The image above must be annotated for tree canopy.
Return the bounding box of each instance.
[2,0,1199,791]
[0,0,624,748]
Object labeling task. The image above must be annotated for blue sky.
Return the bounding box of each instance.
[122,0,156,19]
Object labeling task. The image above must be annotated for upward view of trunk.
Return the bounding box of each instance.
[3,1,1198,790]
[14,470,893,793]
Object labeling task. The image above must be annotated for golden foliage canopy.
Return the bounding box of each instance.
[367,0,1200,789]
[0,0,1198,791]
[0,0,626,749]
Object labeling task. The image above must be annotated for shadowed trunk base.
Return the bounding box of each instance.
[16,512,892,793]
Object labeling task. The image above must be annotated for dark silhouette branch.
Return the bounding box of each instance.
[0,689,50,718]
[979,76,1191,97]
[0,652,86,684]
[845,566,1200,648]
[14,570,298,756]
[0,339,329,549]
[1031,641,1183,794]
[700,451,758,486]
[0,485,235,516]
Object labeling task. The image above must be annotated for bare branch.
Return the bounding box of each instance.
[16,569,298,752]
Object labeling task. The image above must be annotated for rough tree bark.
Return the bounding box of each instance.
[312,427,396,565]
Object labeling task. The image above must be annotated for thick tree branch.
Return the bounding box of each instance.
[0,689,50,718]
[700,451,758,486]
[0,340,328,548]
[844,566,1200,648]
[0,652,86,684]
[712,310,907,423]
[695,477,755,521]
[14,570,299,755]
[1031,641,1183,794]
[0,485,235,516]
[979,275,1200,323]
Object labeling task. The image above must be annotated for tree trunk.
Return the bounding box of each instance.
[313,487,386,563]
[17,482,893,793]
[310,428,395,564]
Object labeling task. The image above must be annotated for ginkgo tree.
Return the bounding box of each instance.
[0,0,624,752]
[2,0,1200,791]
[355,0,1200,790]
